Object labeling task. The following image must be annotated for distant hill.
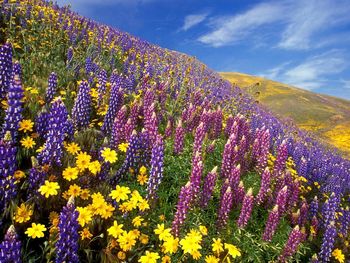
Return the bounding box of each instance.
[220,72,350,158]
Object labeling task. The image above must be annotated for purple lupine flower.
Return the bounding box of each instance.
[200,166,218,207]
[298,200,309,226]
[206,140,215,154]
[110,105,127,148]
[147,135,164,202]
[256,167,271,205]
[97,69,107,106]
[0,42,13,100]
[37,98,69,166]
[45,72,58,103]
[339,206,350,237]
[55,197,79,263]
[220,133,236,178]
[124,118,135,143]
[273,140,288,178]
[192,122,205,155]
[318,221,337,262]
[164,120,172,138]
[35,109,49,138]
[309,196,319,219]
[174,120,185,155]
[237,188,254,228]
[217,186,234,228]
[27,157,47,200]
[256,129,270,173]
[66,46,73,66]
[228,164,241,190]
[189,151,203,201]
[0,132,17,214]
[278,225,303,262]
[262,205,280,242]
[321,193,340,228]
[233,180,245,206]
[110,131,142,184]
[0,225,21,263]
[224,115,234,137]
[212,107,223,138]
[172,182,192,237]
[101,84,123,135]
[144,111,158,144]
[276,185,288,215]
[1,74,23,139]
[71,80,91,130]
[287,179,300,212]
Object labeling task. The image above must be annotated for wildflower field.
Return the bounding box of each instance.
[0,1,349,262]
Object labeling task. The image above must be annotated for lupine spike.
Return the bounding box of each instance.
[55,197,79,263]
[263,205,280,242]
[174,120,185,155]
[200,166,218,207]
[0,225,22,263]
[147,135,164,202]
[278,225,303,262]
[71,80,91,130]
[172,182,192,237]
[237,188,254,228]
[46,72,58,103]
[217,186,234,228]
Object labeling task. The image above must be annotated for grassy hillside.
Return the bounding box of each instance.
[220,72,350,158]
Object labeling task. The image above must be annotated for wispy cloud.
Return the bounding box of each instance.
[180,13,209,31]
[198,0,350,49]
[278,0,350,50]
[198,2,284,47]
[259,50,348,90]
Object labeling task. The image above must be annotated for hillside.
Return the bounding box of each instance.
[0,1,349,262]
[220,72,350,158]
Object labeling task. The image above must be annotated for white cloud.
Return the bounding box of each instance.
[180,13,208,31]
[198,2,285,47]
[259,50,348,90]
[278,0,350,50]
[198,0,350,49]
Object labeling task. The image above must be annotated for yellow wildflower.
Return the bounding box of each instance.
[109,185,130,202]
[20,136,36,149]
[62,166,79,181]
[118,143,128,152]
[107,221,124,238]
[79,228,93,240]
[25,223,46,238]
[77,207,92,227]
[118,230,137,251]
[163,235,179,254]
[332,249,345,263]
[18,119,34,133]
[224,243,241,258]
[154,224,172,241]
[137,174,148,185]
[212,238,224,255]
[38,180,59,198]
[132,216,144,227]
[76,152,91,171]
[14,203,33,223]
[88,160,101,175]
[65,142,81,155]
[101,147,118,163]
[205,255,220,263]
[138,251,160,263]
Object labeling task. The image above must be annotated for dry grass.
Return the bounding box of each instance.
[220,72,350,158]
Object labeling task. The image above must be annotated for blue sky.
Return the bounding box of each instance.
[56,0,350,100]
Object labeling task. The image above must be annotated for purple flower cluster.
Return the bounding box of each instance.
[0,43,13,100]
[147,135,164,201]
[0,225,22,263]
[173,120,185,155]
[72,80,91,130]
[37,98,69,166]
[55,198,79,263]
[45,72,58,103]
[172,182,192,237]
[237,188,254,228]
[200,167,218,208]
[1,75,24,139]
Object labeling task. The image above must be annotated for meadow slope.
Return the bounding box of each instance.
[220,72,350,158]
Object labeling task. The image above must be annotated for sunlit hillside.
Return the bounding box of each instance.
[220,72,350,158]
